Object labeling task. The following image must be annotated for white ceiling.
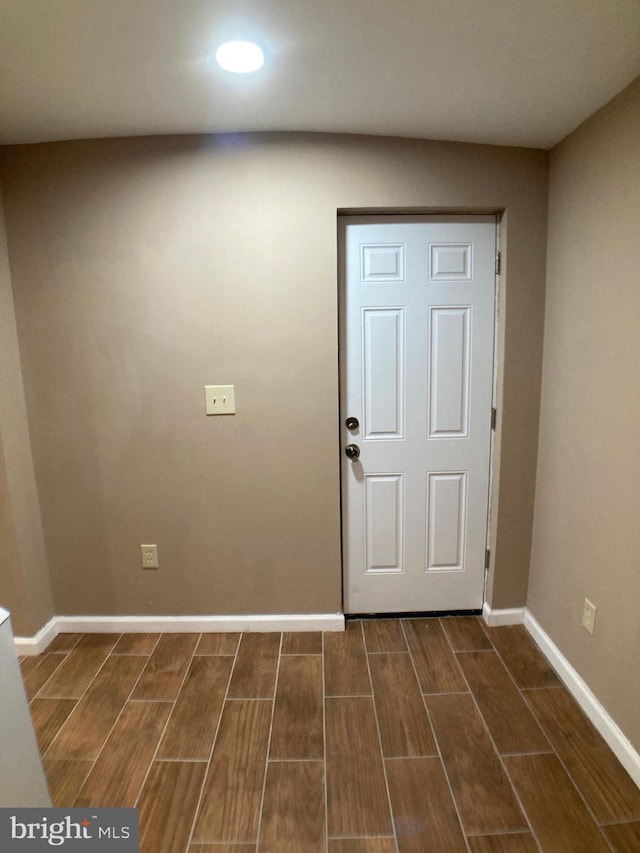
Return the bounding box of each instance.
[2,0,640,149]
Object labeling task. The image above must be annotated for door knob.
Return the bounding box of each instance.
[345,444,360,460]
[345,417,359,431]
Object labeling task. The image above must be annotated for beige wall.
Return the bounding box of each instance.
[0,186,53,635]
[529,77,640,750]
[0,440,29,631]
[0,133,547,619]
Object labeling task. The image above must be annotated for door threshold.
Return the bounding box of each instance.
[346,609,482,620]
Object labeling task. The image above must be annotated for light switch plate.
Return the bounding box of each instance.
[205,384,235,415]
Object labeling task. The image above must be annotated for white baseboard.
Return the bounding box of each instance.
[13,617,58,656]
[482,602,525,626]
[524,609,640,789]
[15,612,345,653]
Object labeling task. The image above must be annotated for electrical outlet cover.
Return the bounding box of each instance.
[582,598,596,636]
[141,544,158,569]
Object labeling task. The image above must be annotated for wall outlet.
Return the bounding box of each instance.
[582,598,597,636]
[141,544,158,569]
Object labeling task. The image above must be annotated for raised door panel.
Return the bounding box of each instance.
[429,242,472,281]
[362,308,405,440]
[361,243,405,282]
[365,474,404,574]
[428,307,470,439]
[426,472,467,572]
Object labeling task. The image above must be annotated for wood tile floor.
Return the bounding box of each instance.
[19,618,640,852]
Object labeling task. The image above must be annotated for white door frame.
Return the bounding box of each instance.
[337,210,501,614]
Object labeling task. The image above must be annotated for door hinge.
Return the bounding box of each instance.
[491,407,497,430]
[495,251,502,275]
[485,549,491,570]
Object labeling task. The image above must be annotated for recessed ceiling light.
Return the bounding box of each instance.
[215,41,264,74]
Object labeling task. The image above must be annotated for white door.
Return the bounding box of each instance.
[340,215,497,613]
